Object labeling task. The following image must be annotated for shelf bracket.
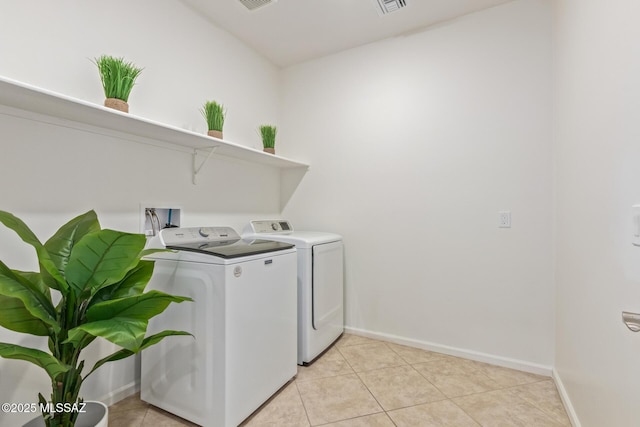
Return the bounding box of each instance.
[192,146,218,185]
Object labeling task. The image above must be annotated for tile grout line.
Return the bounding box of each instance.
[451,385,567,427]
[314,339,393,426]
[447,398,484,426]
[292,379,313,427]
[339,338,476,425]
[313,411,393,427]
[352,368,392,422]
[383,341,565,426]
[337,343,390,424]
[139,407,149,426]
[360,341,446,427]
[406,355,458,401]
[502,384,571,426]
[115,334,570,427]
[409,353,552,400]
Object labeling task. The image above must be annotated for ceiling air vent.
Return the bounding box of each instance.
[237,0,277,11]
[376,0,408,15]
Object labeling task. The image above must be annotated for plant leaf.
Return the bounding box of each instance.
[16,271,50,299]
[201,100,226,131]
[0,210,67,291]
[43,210,100,291]
[0,343,69,380]
[7,271,53,335]
[139,248,172,258]
[0,294,50,336]
[86,330,192,377]
[94,55,142,101]
[66,229,146,297]
[89,260,154,306]
[259,125,277,148]
[86,290,191,322]
[67,291,191,351]
[0,263,59,332]
[66,318,146,352]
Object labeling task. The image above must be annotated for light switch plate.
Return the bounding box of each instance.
[498,211,511,228]
[632,205,640,246]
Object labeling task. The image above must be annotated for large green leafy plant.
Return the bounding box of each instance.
[0,210,191,426]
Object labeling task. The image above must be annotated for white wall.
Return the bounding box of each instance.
[553,0,640,425]
[281,0,555,369]
[6,0,637,425]
[0,1,283,425]
[0,0,279,146]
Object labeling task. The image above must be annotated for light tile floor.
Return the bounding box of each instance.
[109,334,571,426]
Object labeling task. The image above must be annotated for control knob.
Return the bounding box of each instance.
[199,227,212,237]
[271,222,279,231]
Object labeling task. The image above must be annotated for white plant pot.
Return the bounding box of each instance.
[23,401,108,427]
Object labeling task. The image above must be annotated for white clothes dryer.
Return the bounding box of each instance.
[244,220,344,365]
[141,226,297,427]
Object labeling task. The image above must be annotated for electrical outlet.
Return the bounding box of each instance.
[498,211,511,228]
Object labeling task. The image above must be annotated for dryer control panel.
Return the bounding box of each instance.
[250,220,294,234]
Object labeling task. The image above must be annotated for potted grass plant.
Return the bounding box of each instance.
[94,55,143,113]
[0,210,192,427]
[201,101,226,139]
[259,125,277,154]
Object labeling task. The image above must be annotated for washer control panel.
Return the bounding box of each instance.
[160,226,239,245]
[250,220,294,234]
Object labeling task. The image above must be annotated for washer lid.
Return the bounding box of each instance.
[167,238,294,259]
[157,226,294,258]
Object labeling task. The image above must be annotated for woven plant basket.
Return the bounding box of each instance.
[263,147,275,154]
[104,98,129,113]
[207,130,223,139]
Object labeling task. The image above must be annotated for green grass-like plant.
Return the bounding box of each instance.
[259,125,277,148]
[94,55,143,102]
[201,101,226,132]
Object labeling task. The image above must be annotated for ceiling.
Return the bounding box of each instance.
[180,0,515,67]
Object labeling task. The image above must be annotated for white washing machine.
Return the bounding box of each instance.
[141,226,297,427]
[244,220,343,365]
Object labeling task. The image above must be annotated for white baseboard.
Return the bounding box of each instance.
[552,368,581,427]
[344,326,553,377]
[98,380,139,407]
